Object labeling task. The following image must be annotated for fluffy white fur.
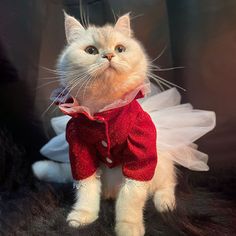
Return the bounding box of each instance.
[32,154,176,236]
[33,13,177,236]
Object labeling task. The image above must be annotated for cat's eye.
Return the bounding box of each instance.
[85,46,99,55]
[115,45,126,53]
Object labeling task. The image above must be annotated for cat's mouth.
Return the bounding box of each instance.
[103,63,117,73]
[108,62,118,72]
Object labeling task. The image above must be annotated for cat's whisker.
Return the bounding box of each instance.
[81,64,104,78]
[112,61,131,70]
[130,13,144,21]
[40,76,62,80]
[149,66,185,72]
[148,73,172,90]
[86,63,107,77]
[65,67,99,101]
[150,76,165,91]
[41,70,88,117]
[148,64,161,69]
[82,68,100,100]
[60,65,100,86]
[40,66,68,75]
[86,4,90,26]
[111,8,117,22]
[150,45,167,63]
[61,68,88,77]
[41,84,72,118]
[37,80,61,89]
[74,76,90,99]
[148,72,172,86]
[51,105,59,115]
[79,0,87,28]
[83,4,89,28]
[149,75,171,90]
[51,77,78,102]
[40,65,95,80]
[148,72,186,91]
[146,72,165,91]
[64,70,90,82]
[82,75,94,101]
[40,66,58,72]
[115,61,130,68]
[62,71,93,99]
[70,64,103,99]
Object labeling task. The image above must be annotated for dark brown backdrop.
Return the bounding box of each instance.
[167,0,236,172]
[0,0,235,176]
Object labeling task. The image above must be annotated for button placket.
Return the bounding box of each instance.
[103,118,113,164]
[96,117,112,165]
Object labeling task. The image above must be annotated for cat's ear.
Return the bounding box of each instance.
[64,11,85,44]
[114,13,132,37]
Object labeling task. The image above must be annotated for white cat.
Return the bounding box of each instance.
[32,13,215,236]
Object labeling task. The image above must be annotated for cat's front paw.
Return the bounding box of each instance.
[67,209,98,228]
[153,189,176,212]
[115,221,145,236]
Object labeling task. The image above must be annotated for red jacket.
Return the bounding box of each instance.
[61,91,157,181]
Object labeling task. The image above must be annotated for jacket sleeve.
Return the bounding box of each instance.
[122,110,157,181]
[66,118,98,180]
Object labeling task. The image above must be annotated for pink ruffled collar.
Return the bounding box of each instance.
[54,83,150,117]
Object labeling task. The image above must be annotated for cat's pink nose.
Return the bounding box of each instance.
[103,53,114,61]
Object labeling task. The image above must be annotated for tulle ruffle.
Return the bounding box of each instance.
[141,88,215,171]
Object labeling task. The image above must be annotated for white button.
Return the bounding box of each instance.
[101,140,108,147]
[106,157,113,164]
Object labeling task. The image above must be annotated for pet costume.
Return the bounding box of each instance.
[41,84,216,180]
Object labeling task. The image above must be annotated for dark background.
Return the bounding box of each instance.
[1,0,235,178]
[0,0,235,235]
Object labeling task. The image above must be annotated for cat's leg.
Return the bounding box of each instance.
[100,164,124,199]
[151,153,177,212]
[67,172,101,227]
[32,160,72,183]
[115,179,148,236]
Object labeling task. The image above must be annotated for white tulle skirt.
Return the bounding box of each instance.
[40,88,216,171]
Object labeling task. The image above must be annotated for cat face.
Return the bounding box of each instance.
[57,13,148,110]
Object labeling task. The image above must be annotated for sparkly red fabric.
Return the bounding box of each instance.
[65,97,157,181]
